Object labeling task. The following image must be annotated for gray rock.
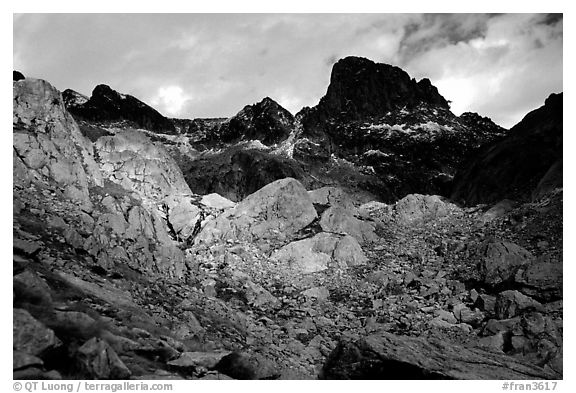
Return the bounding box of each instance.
[76,337,131,379]
[472,240,533,286]
[13,308,60,356]
[168,351,231,370]
[514,255,562,301]
[319,206,377,243]
[196,178,317,244]
[13,270,53,306]
[13,79,103,208]
[308,186,357,211]
[94,130,191,203]
[480,199,517,223]
[302,286,330,302]
[244,281,280,309]
[393,194,458,225]
[271,232,367,273]
[13,351,44,370]
[495,290,544,319]
[200,193,236,210]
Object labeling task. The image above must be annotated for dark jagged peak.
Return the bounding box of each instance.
[459,111,506,136]
[315,56,450,120]
[62,89,89,108]
[13,70,25,81]
[216,96,295,146]
[66,84,176,134]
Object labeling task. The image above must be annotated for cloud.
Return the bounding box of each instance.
[151,86,191,116]
[13,14,562,128]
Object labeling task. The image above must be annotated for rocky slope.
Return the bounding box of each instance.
[452,93,563,205]
[13,69,562,381]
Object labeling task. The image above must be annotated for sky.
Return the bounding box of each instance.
[13,13,563,128]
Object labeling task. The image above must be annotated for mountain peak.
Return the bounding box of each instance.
[317,56,450,120]
[65,84,176,134]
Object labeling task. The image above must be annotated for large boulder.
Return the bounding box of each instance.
[321,330,557,379]
[13,78,103,208]
[195,178,317,244]
[469,240,533,286]
[514,254,562,302]
[393,194,458,224]
[271,232,367,274]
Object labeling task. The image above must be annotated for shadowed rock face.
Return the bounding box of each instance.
[451,93,563,205]
[66,84,176,134]
[177,147,312,202]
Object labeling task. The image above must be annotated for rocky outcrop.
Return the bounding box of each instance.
[321,330,557,379]
[13,78,103,208]
[66,84,176,134]
[62,88,89,108]
[195,178,317,244]
[94,129,191,203]
[452,93,562,205]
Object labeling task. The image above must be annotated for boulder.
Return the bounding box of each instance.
[393,194,458,224]
[13,308,60,356]
[471,240,533,286]
[321,330,557,379]
[76,337,131,379]
[271,232,367,274]
[480,199,517,223]
[319,206,377,243]
[495,290,544,319]
[13,351,43,370]
[514,255,562,302]
[195,178,317,244]
[200,193,236,210]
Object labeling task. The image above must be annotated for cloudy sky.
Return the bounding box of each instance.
[13,13,562,128]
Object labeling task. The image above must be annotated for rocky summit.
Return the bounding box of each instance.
[13,56,562,381]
